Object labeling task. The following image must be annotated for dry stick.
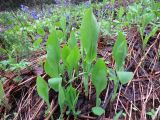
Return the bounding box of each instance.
[133,32,160,76]
[97,83,110,120]
[23,86,36,106]
[14,85,37,120]
[119,99,131,119]
[125,32,160,93]
[45,102,58,120]
[129,101,133,120]
[139,82,147,120]
[78,114,96,120]
[89,79,92,101]
[122,95,141,112]
[102,83,110,109]
[30,100,44,120]
[18,76,37,86]
[115,85,122,114]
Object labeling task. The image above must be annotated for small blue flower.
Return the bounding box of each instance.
[31,10,39,20]
[20,4,29,13]
[65,13,70,22]
[55,0,61,4]
[48,8,52,15]
[84,1,91,8]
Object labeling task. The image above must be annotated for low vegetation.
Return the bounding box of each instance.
[0,0,160,120]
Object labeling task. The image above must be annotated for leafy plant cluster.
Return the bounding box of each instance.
[0,0,160,119]
[99,0,160,48]
[36,8,133,119]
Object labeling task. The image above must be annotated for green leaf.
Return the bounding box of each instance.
[143,26,158,48]
[61,45,71,67]
[113,111,123,120]
[57,30,64,41]
[44,29,61,77]
[117,71,134,84]
[112,32,128,71]
[92,107,105,116]
[66,46,80,75]
[68,31,77,48]
[92,58,107,106]
[80,8,100,63]
[60,16,66,32]
[65,86,79,114]
[37,27,45,36]
[142,13,155,27]
[118,6,125,21]
[33,38,42,49]
[58,85,65,112]
[48,77,62,92]
[36,76,49,106]
[61,45,80,78]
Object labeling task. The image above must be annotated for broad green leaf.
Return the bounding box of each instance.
[66,46,80,72]
[44,29,61,77]
[48,77,62,92]
[68,31,77,48]
[37,27,45,36]
[117,71,134,84]
[0,81,5,105]
[80,8,100,63]
[36,76,49,106]
[61,45,71,67]
[112,32,128,71]
[92,107,105,116]
[92,58,107,106]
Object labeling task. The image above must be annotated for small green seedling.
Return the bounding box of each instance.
[91,58,107,116]
[65,85,80,116]
[146,109,156,119]
[62,45,80,79]
[111,32,133,100]
[112,32,128,71]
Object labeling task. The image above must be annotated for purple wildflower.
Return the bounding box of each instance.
[31,10,39,20]
[84,1,91,8]
[20,4,29,13]
[55,0,61,4]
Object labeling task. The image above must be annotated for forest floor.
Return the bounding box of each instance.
[0,1,160,120]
